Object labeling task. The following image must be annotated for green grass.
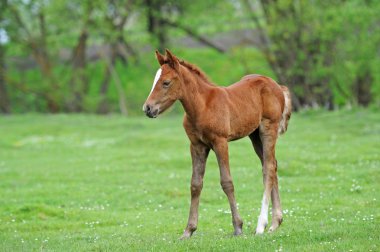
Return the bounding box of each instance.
[0,109,379,251]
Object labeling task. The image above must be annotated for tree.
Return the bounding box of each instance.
[327,0,380,106]
[96,0,136,115]
[66,1,94,112]
[2,0,379,114]
[0,0,10,113]
[242,0,380,109]
[144,0,227,53]
[0,44,9,114]
[242,0,334,109]
[7,0,61,112]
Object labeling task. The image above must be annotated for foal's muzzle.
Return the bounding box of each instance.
[143,104,159,118]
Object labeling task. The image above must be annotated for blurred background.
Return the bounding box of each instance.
[0,0,379,115]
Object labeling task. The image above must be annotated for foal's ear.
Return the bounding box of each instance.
[155,50,165,66]
[165,49,180,71]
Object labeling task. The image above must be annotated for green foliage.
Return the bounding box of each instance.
[2,0,380,113]
[327,0,380,105]
[0,111,379,250]
[7,48,272,114]
[243,0,380,108]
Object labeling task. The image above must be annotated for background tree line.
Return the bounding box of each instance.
[0,0,379,114]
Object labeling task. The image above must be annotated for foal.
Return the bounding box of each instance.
[143,49,291,238]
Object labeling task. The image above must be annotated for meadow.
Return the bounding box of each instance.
[0,109,379,251]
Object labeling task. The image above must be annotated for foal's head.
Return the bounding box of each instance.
[143,49,183,118]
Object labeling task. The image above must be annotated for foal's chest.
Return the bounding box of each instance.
[183,117,220,146]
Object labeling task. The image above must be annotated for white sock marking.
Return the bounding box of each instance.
[256,194,269,234]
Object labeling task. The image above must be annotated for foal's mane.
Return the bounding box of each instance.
[178,59,210,83]
[163,56,212,84]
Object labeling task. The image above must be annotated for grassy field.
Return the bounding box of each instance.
[0,109,379,251]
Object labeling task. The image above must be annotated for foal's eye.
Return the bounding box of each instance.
[163,80,171,88]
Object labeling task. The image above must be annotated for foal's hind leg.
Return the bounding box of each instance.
[268,159,283,232]
[181,143,210,239]
[254,120,281,234]
[249,129,263,165]
[249,129,283,233]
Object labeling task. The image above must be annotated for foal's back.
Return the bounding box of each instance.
[227,74,285,116]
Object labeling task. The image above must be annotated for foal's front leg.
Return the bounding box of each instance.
[213,138,243,235]
[181,143,210,239]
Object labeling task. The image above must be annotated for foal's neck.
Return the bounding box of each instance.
[179,67,215,121]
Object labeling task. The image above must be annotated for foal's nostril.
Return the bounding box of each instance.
[146,105,151,113]
[144,104,158,118]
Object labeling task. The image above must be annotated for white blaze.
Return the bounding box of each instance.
[149,68,162,96]
[143,68,162,111]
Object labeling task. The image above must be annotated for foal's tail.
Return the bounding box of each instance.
[278,86,292,135]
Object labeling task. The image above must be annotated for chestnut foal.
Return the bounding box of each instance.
[143,50,291,238]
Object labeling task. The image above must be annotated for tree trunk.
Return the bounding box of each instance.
[34,14,60,112]
[109,61,128,116]
[146,0,168,51]
[67,29,89,112]
[97,0,133,115]
[99,46,128,116]
[97,44,117,114]
[353,69,372,106]
[0,44,10,113]
[117,35,139,65]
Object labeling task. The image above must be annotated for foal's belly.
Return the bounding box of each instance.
[227,117,261,141]
[227,126,259,141]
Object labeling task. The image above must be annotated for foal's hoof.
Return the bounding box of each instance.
[255,220,267,235]
[268,217,283,233]
[233,220,243,236]
[179,235,190,240]
[268,226,276,233]
[255,222,267,235]
[255,227,265,235]
[233,228,243,236]
[268,223,280,233]
[179,231,192,240]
